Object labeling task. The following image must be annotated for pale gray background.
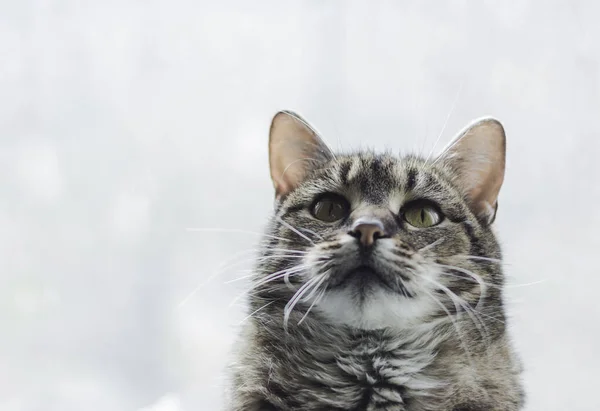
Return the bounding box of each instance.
[1,1,598,410]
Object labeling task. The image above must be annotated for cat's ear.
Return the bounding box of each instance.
[437,117,506,225]
[269,110,333,199]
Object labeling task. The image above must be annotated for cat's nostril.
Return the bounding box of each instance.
[350,223,387,247]
[348,230,361,239]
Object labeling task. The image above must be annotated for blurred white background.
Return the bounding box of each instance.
[1,1,599,410]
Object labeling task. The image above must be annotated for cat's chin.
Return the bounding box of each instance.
[316,288,435,330]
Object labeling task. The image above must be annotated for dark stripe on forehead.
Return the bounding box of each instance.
[364,156,393,203]
[370,156,382,175]
[406,167,417,191]
[422,173,444,192]
[358,157,371,195]
[339,160,352,185]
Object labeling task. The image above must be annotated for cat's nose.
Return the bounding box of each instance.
[349,219,387,247]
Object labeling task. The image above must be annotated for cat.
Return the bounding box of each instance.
[226,110,524,411]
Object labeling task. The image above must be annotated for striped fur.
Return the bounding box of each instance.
[226,118,524,410]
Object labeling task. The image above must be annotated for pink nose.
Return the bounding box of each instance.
[350,221,386,247]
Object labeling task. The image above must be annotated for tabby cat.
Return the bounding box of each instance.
[226,111,524,411]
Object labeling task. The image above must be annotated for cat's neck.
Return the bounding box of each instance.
[253,305,453,353]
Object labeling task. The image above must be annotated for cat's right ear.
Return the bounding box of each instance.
[269,110,333,199]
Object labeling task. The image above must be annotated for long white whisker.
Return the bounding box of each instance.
[419,286,475,367]
[276,217,314,245]
[299,227,324,241]
[224,259,307,284]
[253,264,311,289]
[222,269,255,284]
[438,270,502,290]
[436,264,487,309]
[300,273,328,303]
[179,247,311,307]
[283,276,321,330]
[451,255,502,263]
[237,300,276,326]
[422,275,489,341]
[260,247,308,254]
[297,277,329,326]
[186,227,292,243]
[418,237,445,252]
[226,266,308,310]
[505,279,547,288]
[177,251,259,307]
[204,253,305,287]
[441,261,546,289]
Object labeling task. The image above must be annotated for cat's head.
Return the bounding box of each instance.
[257,110,506,330]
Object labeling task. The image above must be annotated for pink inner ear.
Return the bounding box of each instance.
[438,118,506,223]
[269,111,332,198]
[273,180,287,199]
[271,143,310,197]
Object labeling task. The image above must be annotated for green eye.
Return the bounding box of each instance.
[311,193,350,222]
[403,203,443,228]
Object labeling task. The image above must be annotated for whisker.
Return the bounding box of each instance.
[200,253,305,288]
[178,246,312,308]
[222,269,255,284]
[300,273,328,303]
[418,237,445,253]
[297,276,329,325]
[237,300,276,326]
[227,268,306,311]
[253,242,310,254]
[421,275,490,342]
[223,258,308,284]
[252,264,311,289]
[228,288,252,309]
[177,252,259,307]
[505,279,547,288]
[435,263,487,309]
[283,275,323,330]
[440,261,546,289]
[299,227,324,241]
[451,255,502,264]
[276,217,315,245]
[438,270,502,290]
[226,259,321,309]
[419,286,476,368]
[186,227,293,243]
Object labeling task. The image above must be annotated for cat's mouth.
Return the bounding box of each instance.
[329,264,402,295]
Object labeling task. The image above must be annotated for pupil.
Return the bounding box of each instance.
[420,209,426,222]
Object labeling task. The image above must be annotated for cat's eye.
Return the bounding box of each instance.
[402,202,443,228]
[311,194,350,222]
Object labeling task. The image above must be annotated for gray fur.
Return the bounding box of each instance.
[226,124,524,410]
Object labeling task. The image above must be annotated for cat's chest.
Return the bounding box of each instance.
[338,344,440,410]
[273,339,442,411]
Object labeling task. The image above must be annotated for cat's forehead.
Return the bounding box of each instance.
[297,152,452,205]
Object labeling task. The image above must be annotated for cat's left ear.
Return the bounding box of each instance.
[269,110,333,199]
[437,118,506,225]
